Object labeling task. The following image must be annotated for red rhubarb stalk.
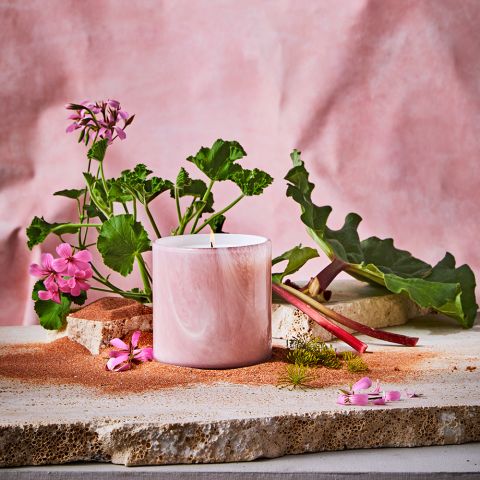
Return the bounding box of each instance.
[280,283,419,347]
[272,283,368,353]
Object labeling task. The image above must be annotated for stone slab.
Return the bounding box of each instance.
[0,315,479,467]
[2,443,480,479]
[272,279,428,341]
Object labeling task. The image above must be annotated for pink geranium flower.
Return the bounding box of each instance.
[66,99,132,145]
[106,331,153,372]
[52,243,92,276]
[29,253,63,303]
[337,377,402,406]
[59,267,93,297]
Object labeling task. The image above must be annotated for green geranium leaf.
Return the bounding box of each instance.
[97,214,151,276]
[231,168,274,196]
[53,188,86,199]
[272,245,319,283]
[171,168,215,214]
[207,214,226,233]
[107,178,133,203]
[32,282,71,330]
[26,216,80,250]
[87,139,108,162]
[285,150,478,328]
[119,164,173,204]
[187,139,246,181]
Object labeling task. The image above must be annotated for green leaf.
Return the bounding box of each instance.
[231,168,274,196]
[187,139,246,181]
[97,214,151,276]
[119,164,173,204]
[83,172,111,215]
[207,214,226,233]
[285,150,479,328]
[32,282,71,330]
[53,188,86,199]
[171,168,215,214]
[26,217,80,249]
[272,245,319,283]
[87,139,108,162]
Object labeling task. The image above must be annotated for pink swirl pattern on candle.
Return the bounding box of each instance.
[153,236,272,369]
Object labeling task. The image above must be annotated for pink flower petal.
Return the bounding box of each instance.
[38,290,52,301]
[131,331,141,349]
[373,398,386,405]
[52,258,68,273]
[114,126,126,140]
[372,379,382,394]
[134,347,153,363]
[110,338,129,350]
[385,391,401,402]
[118,109,129,120]
[41,253,55,270]
[106,353,129,371]
[107,99,120,109]
[349,394,369,406]
[109,350,129,358]
[29,263,46,277]
[74,249,92,263]
[114,363,132,372]
[352,377,372,393]
[66,123,79,133]
[56,243,72,258]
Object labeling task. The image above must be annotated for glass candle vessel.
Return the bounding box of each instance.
[152,234,272,369]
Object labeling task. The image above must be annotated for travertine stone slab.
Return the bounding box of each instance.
[272,280,428,340]
[0,315,478,467]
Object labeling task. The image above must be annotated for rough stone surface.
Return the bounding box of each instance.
[272,280,428,340]
[67,298,152,354]
[0,315,478,467]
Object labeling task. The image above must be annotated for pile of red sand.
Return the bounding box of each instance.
[0,333,433,395]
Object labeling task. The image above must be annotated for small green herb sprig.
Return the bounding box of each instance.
[277,364,315,390]
[277,334,369,389]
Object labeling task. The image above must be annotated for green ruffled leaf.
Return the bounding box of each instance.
[231,168,274,196]
[26,216,80,250]
[97,214,151,276]
[53,188,86,199]
[187,139,246,181]
[272,245,319,283]
[285,150,478,328]
[207,214,226,233]
[32,281,71,330]
[119,164,173,204]
[171,167,214,214]
[87,138,108,162]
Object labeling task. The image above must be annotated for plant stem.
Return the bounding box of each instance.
[136,254,151,293]
[272,283,368,353]
[193,194,245,233]
[189,179,214,233]
[145,203,161,239]
[175,186,182,225]
[53,223,101,232]
[279,283,419,347]
[316,258,347,290]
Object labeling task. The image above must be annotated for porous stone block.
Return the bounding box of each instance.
[67,298,152,355]
[272,280,428,341]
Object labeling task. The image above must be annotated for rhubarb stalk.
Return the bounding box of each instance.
[280,283,419,347]
[272,283,368,353]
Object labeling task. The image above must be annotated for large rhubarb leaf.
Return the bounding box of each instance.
[285,150,478,328]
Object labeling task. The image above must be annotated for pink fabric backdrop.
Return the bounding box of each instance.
[1,0,479,325]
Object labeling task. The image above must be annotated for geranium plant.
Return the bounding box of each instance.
[27,99,273,329]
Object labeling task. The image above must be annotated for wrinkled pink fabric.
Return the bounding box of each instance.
[1,0,479,325]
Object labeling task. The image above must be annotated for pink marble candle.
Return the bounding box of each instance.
[152,234,272,369]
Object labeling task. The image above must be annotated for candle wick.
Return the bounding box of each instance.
[210,242,214,248]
